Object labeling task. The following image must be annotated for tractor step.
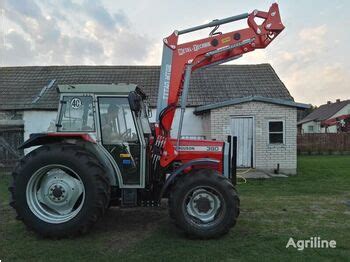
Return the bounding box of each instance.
[121,189,137,207]
[140,200,160,207]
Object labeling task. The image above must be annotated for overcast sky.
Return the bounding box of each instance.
[1,0,349,105]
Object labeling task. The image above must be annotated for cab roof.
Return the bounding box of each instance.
[58,83,138,95]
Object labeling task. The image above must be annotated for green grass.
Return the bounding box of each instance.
[1,156,350,261]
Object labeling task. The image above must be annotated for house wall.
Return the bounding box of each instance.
[149,108,206,139]
[301,121,321,133]
[331,103,350,118]
[22,111,57,153]
[209,101,297,175]
[322,124,337,133]
[23,111,57,141]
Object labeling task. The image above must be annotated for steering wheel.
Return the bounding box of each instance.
[121,128,132,139]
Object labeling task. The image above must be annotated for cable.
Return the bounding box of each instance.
[236,175,247,184]
[237,168,252,176]
[236,168,253,184]
[158,104,177,135]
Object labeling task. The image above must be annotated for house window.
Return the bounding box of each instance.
[268,120,284,144]
[308,125,314,132]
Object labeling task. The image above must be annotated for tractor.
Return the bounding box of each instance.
[9,3,284,238]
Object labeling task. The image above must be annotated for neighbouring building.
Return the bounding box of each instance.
[298,99,350,133]
[0,64,309,174]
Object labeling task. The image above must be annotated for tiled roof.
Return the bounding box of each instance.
[0,64,293,110]
[298,100,350,124]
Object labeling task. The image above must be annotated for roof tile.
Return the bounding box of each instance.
[0,64,293,110]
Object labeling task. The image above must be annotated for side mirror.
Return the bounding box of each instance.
[128,92,142,115]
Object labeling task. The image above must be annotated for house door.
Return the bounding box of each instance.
[230,117,253,168]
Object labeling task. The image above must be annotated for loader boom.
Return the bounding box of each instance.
[153,3,285,167]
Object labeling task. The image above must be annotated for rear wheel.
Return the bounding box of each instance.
[169,169,239,238]
[9,144,110,238]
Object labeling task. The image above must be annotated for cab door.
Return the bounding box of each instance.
[97,97,145,187]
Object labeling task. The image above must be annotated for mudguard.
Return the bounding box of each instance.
[19,133,118,186]
[159,158,220,199]
[19,133,95,149]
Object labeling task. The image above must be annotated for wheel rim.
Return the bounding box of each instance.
[184,186,225,226]
[26,164,85,224]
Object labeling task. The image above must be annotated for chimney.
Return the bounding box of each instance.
[327,101,332,104]
[336,99,341,103]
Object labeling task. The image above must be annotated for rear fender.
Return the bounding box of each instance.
[19,133,118,186]
[159,158,220,199]
[19,133,96,149]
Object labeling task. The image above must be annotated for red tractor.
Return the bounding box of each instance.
[9,3,284,238]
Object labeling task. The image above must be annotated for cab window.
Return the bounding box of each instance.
[58,96,94,131]
[98,97,138,144]
[140,103,152,134]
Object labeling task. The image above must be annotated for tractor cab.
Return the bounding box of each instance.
[56,83,152,188]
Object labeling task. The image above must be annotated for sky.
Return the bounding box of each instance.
[0,0,349,106]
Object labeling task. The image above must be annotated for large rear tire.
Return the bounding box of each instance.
[9,144,110,238]
[168,169,239,239]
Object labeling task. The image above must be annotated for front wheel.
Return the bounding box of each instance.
[169,169,239,238]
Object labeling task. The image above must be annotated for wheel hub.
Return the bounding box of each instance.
[186,189,221,223]
[26,165,85,224]
[193,195,212,213]
[49,184,67,202]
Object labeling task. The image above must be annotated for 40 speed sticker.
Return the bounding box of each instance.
[71,98,82,109]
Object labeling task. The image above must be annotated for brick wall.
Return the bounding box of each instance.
[209,102,297,174]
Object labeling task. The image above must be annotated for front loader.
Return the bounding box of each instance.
[9,3,284,238]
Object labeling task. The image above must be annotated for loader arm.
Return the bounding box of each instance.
[153,3,285,167]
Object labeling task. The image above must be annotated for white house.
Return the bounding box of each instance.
[0,64,309,174]
[298,99,350,133]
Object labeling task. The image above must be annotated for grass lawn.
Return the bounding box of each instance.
[1,155,349,261]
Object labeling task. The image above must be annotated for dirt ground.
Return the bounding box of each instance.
[94,203,169,252]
